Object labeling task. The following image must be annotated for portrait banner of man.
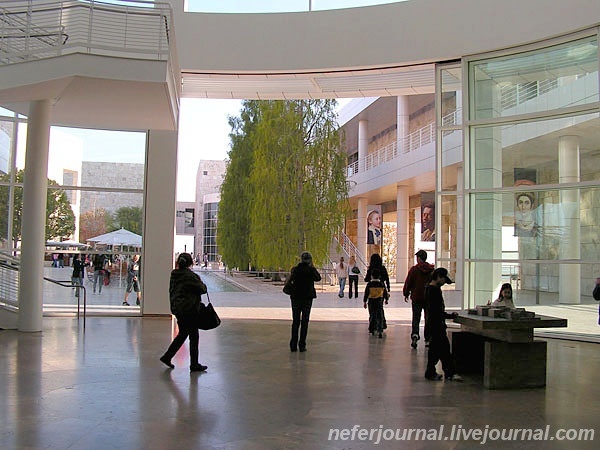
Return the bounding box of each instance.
[420,192,435,242]
[514,168,538,237]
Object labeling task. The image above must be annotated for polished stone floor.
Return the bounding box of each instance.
[1,314,599,449]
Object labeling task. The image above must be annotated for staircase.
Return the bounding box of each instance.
[332,230,368,275]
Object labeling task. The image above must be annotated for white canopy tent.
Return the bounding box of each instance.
[87,228,142,249]
[86,228,142,288]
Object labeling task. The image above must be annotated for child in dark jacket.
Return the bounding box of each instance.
[363,267,389,338]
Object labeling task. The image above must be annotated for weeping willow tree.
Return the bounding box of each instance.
[217,101,260,270]
[248,99,348,270]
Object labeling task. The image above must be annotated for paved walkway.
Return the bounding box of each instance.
[42,266,600,340]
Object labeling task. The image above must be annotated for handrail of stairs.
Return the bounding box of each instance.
[335,231,368,274]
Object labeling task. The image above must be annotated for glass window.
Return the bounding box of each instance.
[469,187,600,263]
[49,127,146,190]
[186,0,409,13]
[470,36,598,120]
[470,112,599,189]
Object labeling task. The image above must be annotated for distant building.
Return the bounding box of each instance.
[193,160,226,261]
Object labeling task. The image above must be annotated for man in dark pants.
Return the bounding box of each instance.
[403,249,434,349]
[284,251,321,352]
[424,267,462,381]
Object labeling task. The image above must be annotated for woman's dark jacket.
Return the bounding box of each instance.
[364,265,390,291]
[288,262,321,300]
[169,268,206,316]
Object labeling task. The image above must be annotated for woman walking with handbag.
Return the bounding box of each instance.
[160,253,208,372]
[348,255,360,298]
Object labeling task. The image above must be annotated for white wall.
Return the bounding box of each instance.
[142,130,178,315]
[170,0,600,73]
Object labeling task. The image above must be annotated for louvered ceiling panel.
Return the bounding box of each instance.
[181,64,436,99]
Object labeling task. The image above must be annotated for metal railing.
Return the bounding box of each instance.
[0,257,20,309]
[346,109,461,176]
[0,250,88,327]
[43,276,87,328]
[335,231,368,274]
[0,0,176,65]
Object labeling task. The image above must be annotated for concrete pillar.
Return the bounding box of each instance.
[397,96,409,153]
[357,197,368,265]
[396,185,409,282]
[558,135,580,304]
[358,120,368,173]
[18,100,51,332]
[142,130,178,315]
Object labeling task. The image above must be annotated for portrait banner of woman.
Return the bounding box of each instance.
[366,208,382,246]
[514,168,538,237]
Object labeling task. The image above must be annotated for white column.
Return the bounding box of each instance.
[358,120,368,173]
[558,135,580,304]
[395,185,409,282]
[142,130,178,315]
[18,100,51,332]
[397,96,409,153]
[357,197,368,265]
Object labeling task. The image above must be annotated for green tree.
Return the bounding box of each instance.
[0,169,75,248]
[217,101,259,270]
[111,206,143,235]
[219,99,348,271]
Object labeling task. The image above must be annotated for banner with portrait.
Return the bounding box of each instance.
[366,205,382,256]
[420,192,435,242]
[514,168,538,237]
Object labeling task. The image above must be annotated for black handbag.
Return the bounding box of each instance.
[197,293,221,330]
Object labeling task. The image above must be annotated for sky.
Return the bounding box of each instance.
[51,98,353,204]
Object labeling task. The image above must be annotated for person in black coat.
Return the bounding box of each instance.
[424,267,462,381]
[160,253,208,372]
[284,251,321,352]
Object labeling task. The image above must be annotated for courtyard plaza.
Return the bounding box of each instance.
[1,267,597,448]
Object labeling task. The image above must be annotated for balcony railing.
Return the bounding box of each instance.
[346,109,461,177]
[0,0,175,65]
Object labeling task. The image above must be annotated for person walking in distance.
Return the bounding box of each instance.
[71,253,85,298]
[348,255,360,298]
[92,254,106,294]
[123,254,142,306]
[424,267,462,381]
[403,250,435,349]
[335,256,347,298]
[160,253,208,372]
[283,251,321,352]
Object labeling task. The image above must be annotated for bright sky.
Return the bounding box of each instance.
[176,99,243,201]
[51,98,353,203]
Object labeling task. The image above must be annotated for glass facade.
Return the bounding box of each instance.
[203,202,219,262]
[436,63,463,285]
[464,34,600,307]
[0,108,147,311]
